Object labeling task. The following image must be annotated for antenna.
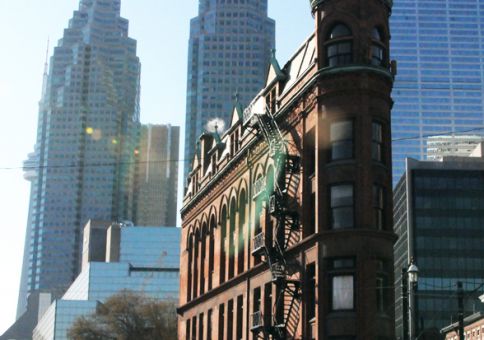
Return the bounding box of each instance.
[40,38,50,100]
[44,38,50,74]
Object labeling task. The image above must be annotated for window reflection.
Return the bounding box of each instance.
[330,184,354,229]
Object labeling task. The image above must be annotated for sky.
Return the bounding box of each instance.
[0,0,313,334]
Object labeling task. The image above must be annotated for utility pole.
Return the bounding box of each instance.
[457,281,464,340]
[402,267,409,340]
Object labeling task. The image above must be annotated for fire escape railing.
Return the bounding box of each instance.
[250,108,302,340]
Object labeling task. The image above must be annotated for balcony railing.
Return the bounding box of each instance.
[251,311,264,331]
[252,176,266,199]
[252,232,266,256]
[271,262,285,281]
[269,194,277,214]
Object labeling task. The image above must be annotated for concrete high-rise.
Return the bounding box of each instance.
[16,0,140,320]
[391,0,484,184]
[134,124,179,226]
[183,0,275,179]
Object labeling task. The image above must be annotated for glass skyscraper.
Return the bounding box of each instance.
[394,155,484,336]
[17,0,140,317]
[184,0,275,178]
[391,0,484,184]
[135,124,179,227]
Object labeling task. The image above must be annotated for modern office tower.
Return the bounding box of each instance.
[33,223,180,340]
[183,0,275,179]
[179,0,396,338]
[16,0,140,320]
[134,124,179,226]
[426,135,484,161]
[394,149,484,338]
[390,0,484,184]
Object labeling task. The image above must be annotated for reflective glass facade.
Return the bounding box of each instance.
[33,300,98,340]
[18,0,141,315]
[394,158,484,336]
[391,0,484,184]
[34,227,180,340]
[135,125,179,226]
[119,226,180,268]
[183,0,275,178]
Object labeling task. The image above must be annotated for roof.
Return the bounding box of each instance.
[441,312,484,334]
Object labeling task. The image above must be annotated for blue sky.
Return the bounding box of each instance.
[0,0,313,333]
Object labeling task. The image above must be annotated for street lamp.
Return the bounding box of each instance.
[401,259,419,340]
[408,259,419,340]
[407,261,419,285]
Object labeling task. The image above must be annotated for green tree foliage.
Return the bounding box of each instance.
[68,290,177,340]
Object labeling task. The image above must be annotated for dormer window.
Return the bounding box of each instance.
[265,88,277,114]
[234,129,239,153]
[325,24,352,67]
[371,27,385,66]
[211,153,217,173]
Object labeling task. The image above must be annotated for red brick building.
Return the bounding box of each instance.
[442,312,484,340]
[178,0,396,338]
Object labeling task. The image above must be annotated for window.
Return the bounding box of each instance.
[253,287,261,313]
[330,184,354,229]
[372,121,383,162]
[198,313,204,340]
[376,260,388,314]
[376,277,385,312]
[186,319,191,340]
[371,27,385,66]
[373,185,384,230]
[236,295,243,340]
[325,24,352,67]
[330,120,353,160]
[220,206,227,284]
[191,316,197,340]
[330,258,355,311]
[219,304,225,340]
[266,87,277,114]
[306,263,316,320]
[332,275,354,310]
[228,299,234,340]
[207,309,213,339]
[304,128,316,177]
[264,283,272,327]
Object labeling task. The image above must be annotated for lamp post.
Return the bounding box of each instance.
[401,267,409,340]
[407,259,419,340]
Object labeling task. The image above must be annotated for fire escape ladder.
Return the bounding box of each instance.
[251,109,302,340]
[272,281,301,340]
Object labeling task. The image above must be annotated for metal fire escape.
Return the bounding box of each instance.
[250,108,302,340]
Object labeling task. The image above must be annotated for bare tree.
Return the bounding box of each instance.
[68,290,177,340]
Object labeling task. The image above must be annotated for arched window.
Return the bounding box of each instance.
[228,198,237,279]
[199,223,207,295]
[193,232,200,298]
[266,167,275,250]
[220,206,227,284]
[254,175,264,265]
[325,23,352,67]
[371,27,385,66]
[187,233,194,302]
[208,216,216,290]
[237,190,246,274]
